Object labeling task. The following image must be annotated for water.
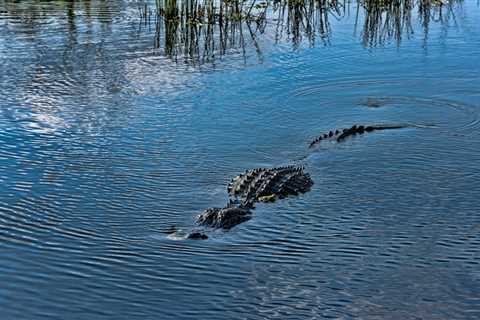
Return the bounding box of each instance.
[1,0,480,319]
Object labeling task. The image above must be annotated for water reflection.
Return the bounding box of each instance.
[357,0,414,47]
[0,0,468,137]
[144,0,463,62]
[1,0,466,66]
[357,0,461,47]
[0,0,199,136]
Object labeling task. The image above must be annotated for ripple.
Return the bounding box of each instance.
[1,0,480,319]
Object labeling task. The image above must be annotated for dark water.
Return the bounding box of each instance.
[1,0,480,319]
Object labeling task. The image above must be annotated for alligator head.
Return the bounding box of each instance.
[196,206,252,229]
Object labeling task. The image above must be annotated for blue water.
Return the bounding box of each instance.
[1,0,480,319]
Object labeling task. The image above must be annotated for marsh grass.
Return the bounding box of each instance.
[133,0,458,64]
[1,0,460,65]
[140,0,346,64]
[357,0,458,46]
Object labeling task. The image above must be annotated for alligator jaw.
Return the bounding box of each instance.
[165,227,209,240]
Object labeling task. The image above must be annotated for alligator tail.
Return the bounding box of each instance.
[309,124,409,148]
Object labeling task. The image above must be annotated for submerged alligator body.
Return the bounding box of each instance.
[174,123,412,239]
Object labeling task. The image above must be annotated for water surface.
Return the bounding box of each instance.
[1,0,480,319]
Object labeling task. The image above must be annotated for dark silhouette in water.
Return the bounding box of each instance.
[184,124,409,239]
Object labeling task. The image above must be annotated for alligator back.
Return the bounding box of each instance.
[227,166,313,208]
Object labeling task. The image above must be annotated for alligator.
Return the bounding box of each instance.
[169,123,411,240]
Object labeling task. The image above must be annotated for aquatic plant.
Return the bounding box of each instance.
[1,0,463,65]
[134,0,461,63]
[137,0,343,63]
